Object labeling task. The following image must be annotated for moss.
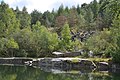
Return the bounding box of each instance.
[91,71,109,76]
[88,58,111,62]
[74,57,111,62]
[71,59,79,63]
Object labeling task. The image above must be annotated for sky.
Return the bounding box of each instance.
[1,0,95,13]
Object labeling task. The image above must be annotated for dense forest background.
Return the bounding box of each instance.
[0,0,120,62]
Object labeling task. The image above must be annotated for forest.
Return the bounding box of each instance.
[0,0,120,62]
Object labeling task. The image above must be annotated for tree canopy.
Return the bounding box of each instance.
[0,0,120,62]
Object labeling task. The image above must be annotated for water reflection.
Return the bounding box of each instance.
[0,65,119,80]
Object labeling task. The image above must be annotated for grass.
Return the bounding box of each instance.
[87,57,112,62]
[71,59,80,63]
[74,56,112,63]
[91,71,109,76]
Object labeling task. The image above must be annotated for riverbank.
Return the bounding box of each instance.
[0,57,119,73]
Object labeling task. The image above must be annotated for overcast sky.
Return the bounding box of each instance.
[1,0,95,13]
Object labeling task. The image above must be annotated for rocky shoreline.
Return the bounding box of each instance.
[0,57,119,73]
[0,57,32,65]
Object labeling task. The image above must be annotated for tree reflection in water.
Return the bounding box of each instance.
[0,65,119,80]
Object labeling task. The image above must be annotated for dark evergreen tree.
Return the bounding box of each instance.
[15,6,31,29]
[31,9,43,25]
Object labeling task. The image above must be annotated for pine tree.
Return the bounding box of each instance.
[59,23,73,51]
[0,1,20,37]
[15,6,31,29]
[110,14,120,62]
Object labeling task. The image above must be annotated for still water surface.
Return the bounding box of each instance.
[0,65,120,80]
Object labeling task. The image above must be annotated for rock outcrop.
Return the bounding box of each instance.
[0,57,120,73]
[0,57,32,65]
[32,58,96,71]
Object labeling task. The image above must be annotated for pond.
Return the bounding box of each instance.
[0,65,120,80]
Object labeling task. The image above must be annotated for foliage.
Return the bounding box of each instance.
[85,29,112,57]
[0,38,19,57]
[88,58,111,62]
[0,0,120,63]
[59,23,74,51]
[0,2,20,37]
[110,14,120,62]
[31,10,43,25]
[15,6,31,29]
[32,21,59,57]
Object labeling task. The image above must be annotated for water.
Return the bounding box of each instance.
[0,65,120,80]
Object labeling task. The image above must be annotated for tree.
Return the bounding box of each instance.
[42,10,55,27]
[59,23,73,51]
[0,2,20,37]
[57,4,64,16]
[55,15,67,34]
[105,0,120,19]
[5,38,19,57]
[98,0,120,29]
[31,9,43,25]
[0,38,6,56]
[84,7,95,30]
[13,27,36,57]
[110,14,120,62]
[32,21,59,57]
[77,5,80,14]
[85,29,112,57]
[78,14,86,30]
[0,2,20,57]
[65,6,69,14]
[68,7,80,27]
[15,6,31,29]
[90,0,99,18]
[0,38,19,57]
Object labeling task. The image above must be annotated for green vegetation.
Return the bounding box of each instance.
[0,0,120,63]
[0,65,117,80]
[88,58,111,62]
[71,59,80,63]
